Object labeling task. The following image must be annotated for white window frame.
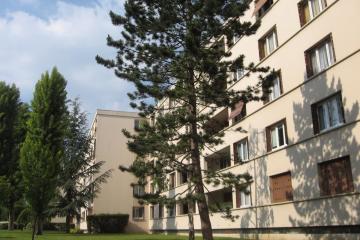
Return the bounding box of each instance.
[133,207,144,220]
[308,0,325,19]
[133,184,145,197]
[317,94,344,132]
[234,67,245,81]
[311,39,334,74]
[239,186,252,208]
[270,122,287,150]
[265,30,278,56]
[236,139,249,163]
[269,75,281,101]
[167,205,176,217]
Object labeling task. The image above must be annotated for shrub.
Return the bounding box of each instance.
[69,227,83,234]
[87,214,129,233]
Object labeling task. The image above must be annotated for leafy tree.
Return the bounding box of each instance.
[97,1,275,239]
[0,82,29,230]
[53,99,112,233]
[20,68,68,239]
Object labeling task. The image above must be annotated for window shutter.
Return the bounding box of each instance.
[311,104,320,134]
[298,1,306,27]
[236,188,241,208]
[266,127,271,152]
[259,40,265,60]
[304,52,313,78]
[233,143,238,163]
[344,158,354,192]
[270,172,293,203]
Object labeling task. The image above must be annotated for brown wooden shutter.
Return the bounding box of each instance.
[298,1,306,27]
[236,188,241,208]
[304,52,313,78]
[270,172,293,203]
[344,157,354,192]
[265,126,271,152]
[311,104,320,134]
[258,40,265,60]
[233,143,238,163]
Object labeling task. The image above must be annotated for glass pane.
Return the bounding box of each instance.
[273,77,280,98]
[271,128,278,149]
[237,144,243,161]
[243,141,248,160]
[311,51,319,74]
[318,44,329,71]
[326,42,335,65]
[267,33,275,53]
[278,125,285,146]
[310,0,321,16]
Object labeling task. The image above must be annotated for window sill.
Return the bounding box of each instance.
[132,218,145,222]
[268,144,287,153]
[318,122,345,135]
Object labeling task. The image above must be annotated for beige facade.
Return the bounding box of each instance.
[79,110,148,233]
[147,0,360,239]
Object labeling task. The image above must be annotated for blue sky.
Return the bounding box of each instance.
[0,0,133,122]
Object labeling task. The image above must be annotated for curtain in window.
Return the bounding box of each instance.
[311,51,319,74]
[267,32,275,53]
[271,128,278,148]
[277,125,285,146]
[310,0,321,16]
[318,44,329,71]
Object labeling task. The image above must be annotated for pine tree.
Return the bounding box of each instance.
[0,82,29,230]
[54,99,112,233]
[97,1,275,239]
[20,68,68,239]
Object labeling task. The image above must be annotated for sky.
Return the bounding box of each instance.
[0,0,135,122]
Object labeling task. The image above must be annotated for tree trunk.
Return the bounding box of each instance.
[189,96,214,240]
[32,217,37,240]
[65,214,71,233]
[36,217,43,235]
[8,206,15,230]
[187,179,195,240]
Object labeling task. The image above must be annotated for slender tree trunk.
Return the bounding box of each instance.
[8,205,15,230]
[36,217,43,235]
[187,179,195,240]
[32,216,37,240]
[65,214,71,233]
[188,73,214,240]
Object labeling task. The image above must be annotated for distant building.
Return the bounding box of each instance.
[79,110,148,233]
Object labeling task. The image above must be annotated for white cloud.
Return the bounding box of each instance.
[0,0,135,120]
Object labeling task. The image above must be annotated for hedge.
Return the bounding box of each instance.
[87,214,129,233]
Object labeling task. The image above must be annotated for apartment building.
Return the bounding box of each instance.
[79,110,148,233]
[147,0,360,239]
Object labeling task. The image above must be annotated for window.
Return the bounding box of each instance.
[168,98,175,109]
[234,138,249,163]
[133,207,144,220]
[318,156,354,196]
[270,172,293,203]
[233,67,245,81]
[229,101,246,124]
[228,34,241,48]
[219,158,231,169]
[236,186,251,208]
[158,204,164,218]
[254,0,274,19]
[169,172,176,189]
[263,71,282,103]
[150,206,155,219]
[133,184,145,197]
[134,119,146,131]
[259,27,278,60]
[266,119,288,152]
[179,170,188,185]
[311,92,345,134]
[298,0,327,26]
[305,35,335,77]
[178,203,189,215]
[167,205,176,217]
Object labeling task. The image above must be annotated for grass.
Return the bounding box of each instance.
[0,230,237,240]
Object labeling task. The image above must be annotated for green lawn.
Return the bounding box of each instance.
[0,231,237,240]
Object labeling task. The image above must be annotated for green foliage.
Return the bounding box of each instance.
[87,214,129,233]
[20,67,68,232]
[52,99,112,232]
[97,1,276,239]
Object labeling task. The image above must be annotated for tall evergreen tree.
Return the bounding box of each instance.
[97,1,275,239]
[54,99,112,233]
[20,68,68,239]
[0,82,29,230]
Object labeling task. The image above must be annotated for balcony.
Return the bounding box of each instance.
[203,108,229,135]
[205,146,231,172]
[207,188,233,212]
